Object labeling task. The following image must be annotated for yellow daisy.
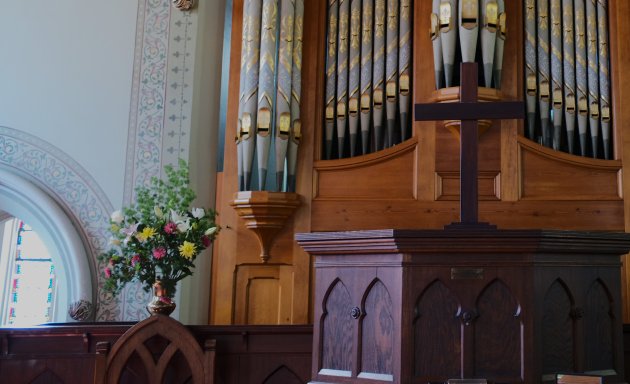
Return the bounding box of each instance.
[179,241,197,259]
[137,227,156,242]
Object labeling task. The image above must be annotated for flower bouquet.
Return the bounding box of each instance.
[99,160,218,314]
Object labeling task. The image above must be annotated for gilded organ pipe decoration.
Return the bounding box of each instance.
[360,0,375,155]
[385,0,399,148]
[459,0,479,64]
[538,0,552,147]
[237,0,251,191]
[440,0,458,88]
[373,0,386,152]
[275,0,295,188]
[325,0,339,159]
[525,0,538,140]
[430,0,505,90]
[551,0,564,150]
[399,0,411,141]
[241,0,263,190]
[324,0,413,159]
[481,0,498,87]
[586,0,600,158]
[575,0,589,155]
[236,0,304,192]
[431,0,444,89]
[288,0,304,191]
[256,0,278,190]
[349,0,362,156]
[562,0,577,154]
[337,0,350,157]
[524,0,612,158]
[493,0,506,88]
[598,0,611,159]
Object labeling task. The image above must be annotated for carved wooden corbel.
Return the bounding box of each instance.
[172,0,194,11]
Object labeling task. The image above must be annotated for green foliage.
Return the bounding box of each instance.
[99,160,219,297]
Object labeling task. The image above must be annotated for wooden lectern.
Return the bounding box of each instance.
[297,229,630,383]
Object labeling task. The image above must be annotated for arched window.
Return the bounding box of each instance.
[0,168,94,325]
[0,218,56,325]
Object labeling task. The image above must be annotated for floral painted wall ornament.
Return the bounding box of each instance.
[172,0,195,11]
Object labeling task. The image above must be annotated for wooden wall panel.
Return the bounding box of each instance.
[519,139,623,200]
[0,324,312,384]
[314,139,417,200]
[436,171,500,201]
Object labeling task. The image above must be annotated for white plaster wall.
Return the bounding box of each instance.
[0,0,224,322]
[0,1,137,206]
[179,0,226,324]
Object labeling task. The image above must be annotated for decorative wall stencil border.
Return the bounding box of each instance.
[124,0,171,206]
[0,126,114,318]
[122,0,200,321]
[163,9,198,166]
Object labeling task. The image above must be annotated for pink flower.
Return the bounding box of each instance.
[202,235,211,248]
[104,267,112,278]
[152,247,166,260]
[131,254,141,267]
[164,222,177,234]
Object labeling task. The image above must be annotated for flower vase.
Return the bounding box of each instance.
[147,280,176,316]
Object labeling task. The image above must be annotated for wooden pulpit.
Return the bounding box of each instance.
[297,229,630,383]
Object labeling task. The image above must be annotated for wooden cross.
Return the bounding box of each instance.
[414,63,525,227]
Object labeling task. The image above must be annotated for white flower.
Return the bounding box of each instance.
[120,222,140,244]
[154,206,164,219]
[110,210,124,224]
[170,209,188,223]
[177,219,191,233]
[191,207,205,219]
[204,226,218,236]
[109,237,121,246]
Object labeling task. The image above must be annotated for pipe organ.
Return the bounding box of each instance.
[430,0,506,90]
[525,0,612,159]
[236,0,305,191]
[323,0,414,159]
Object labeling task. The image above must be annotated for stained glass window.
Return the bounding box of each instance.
[1,219,56,326]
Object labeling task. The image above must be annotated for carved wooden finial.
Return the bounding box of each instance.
[172,0,194,11]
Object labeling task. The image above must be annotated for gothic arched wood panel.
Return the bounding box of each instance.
[542,279,575,375]
[360,279,394,380]
[413,279,461,379]
[584,279,615,372]
[262,365,303,384]
[474,279,522,379]
[320,278,354,374]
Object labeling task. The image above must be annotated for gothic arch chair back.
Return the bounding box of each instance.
[94,314,215,384]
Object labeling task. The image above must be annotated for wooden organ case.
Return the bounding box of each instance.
[213,2,630,378]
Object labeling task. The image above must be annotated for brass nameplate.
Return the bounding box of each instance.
[451,268,484,280]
